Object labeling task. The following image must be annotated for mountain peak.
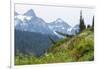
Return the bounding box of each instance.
[24,9,36,16]
[55,18,64,23]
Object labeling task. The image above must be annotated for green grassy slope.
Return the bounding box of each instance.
[15,29,94,65]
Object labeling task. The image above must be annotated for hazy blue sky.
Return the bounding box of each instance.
[15,4,95,27]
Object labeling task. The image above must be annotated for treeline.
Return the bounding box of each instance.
[79,10,94,32]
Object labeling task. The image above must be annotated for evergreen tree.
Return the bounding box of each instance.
[92,16,94,31]
[87,24,91,29]
[79,10,86,32]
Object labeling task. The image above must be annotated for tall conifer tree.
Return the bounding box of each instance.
[92,16,94,31]
[79,10,86,32]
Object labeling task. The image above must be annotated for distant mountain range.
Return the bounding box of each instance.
[15,9,79,36]
[14,9,80,57]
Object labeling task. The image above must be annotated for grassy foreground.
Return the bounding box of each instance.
[15,29,94,65]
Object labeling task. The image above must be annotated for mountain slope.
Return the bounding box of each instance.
[47,29,94,62]
[15,30,53,57]
[15,29,94,65]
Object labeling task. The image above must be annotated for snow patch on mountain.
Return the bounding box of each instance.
[53,30,64,38]
[15,15,32,22]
